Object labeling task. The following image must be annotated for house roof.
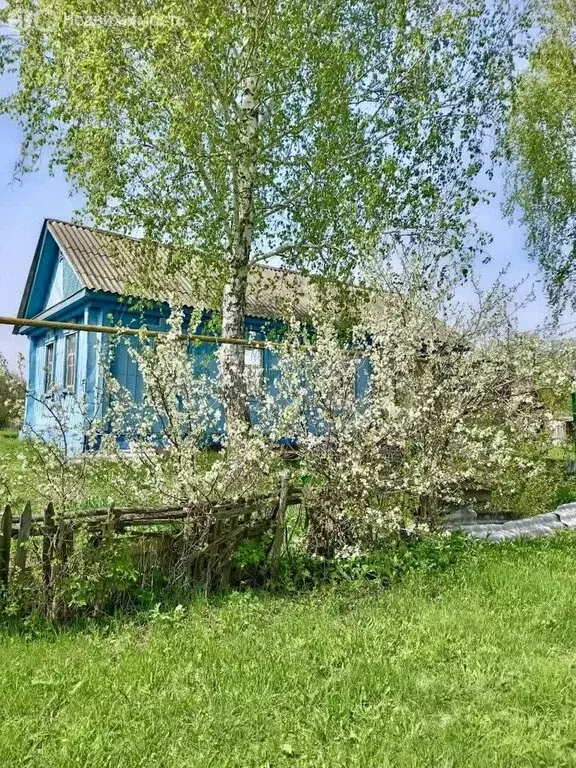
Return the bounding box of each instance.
[31,219,320,321]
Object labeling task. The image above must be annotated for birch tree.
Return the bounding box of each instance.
[505,0,576,312]
[1,0,523,429]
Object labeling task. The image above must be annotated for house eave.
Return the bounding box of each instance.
[13,219,50,332]
[16,288,88,336]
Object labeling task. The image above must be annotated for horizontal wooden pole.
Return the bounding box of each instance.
[0,315,286,350]
[19,490,303,524]
[8,490,304,535]
[1,316,467,359]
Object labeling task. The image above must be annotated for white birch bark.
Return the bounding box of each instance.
[220,72,259,432]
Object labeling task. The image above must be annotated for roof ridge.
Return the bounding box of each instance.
[46,218,147,245]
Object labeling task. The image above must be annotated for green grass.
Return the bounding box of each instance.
[0,429,247,512]
[0,429,136,510]
[2,536,576,766]
[0,428,20,454]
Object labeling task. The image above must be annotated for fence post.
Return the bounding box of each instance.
[0,504,12,595]
[15,502,32,581]
[270,477,290,581]
[106,503,119,534]
[42,502,55,600]
[51,517,74,622]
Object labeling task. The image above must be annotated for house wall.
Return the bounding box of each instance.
[22,251,372,453]
[23,316,86,453]
[18,223,374,454]
[44,256,83,309]
[550,419,574,446]
[106,308,283,444]
[22,295,169,452]
[23,298,373,454]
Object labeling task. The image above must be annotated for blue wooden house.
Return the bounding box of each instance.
[15,219,357,452]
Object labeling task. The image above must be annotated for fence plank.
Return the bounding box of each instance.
[51,519,74,622]
[2,489,304,539]
[106,503,120,534]
[270,478,290,579]
[0,505,12,593]
[42,502,55,594]
[14,502,32,579]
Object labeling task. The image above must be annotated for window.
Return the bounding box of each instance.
[244,346,264,396]
[44,341,55,393]
[64,333,77,392]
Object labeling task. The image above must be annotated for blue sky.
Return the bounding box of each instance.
[0,76,558,371]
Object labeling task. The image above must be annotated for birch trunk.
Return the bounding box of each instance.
[220,73,259,434]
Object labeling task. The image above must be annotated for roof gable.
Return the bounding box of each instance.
[18,219,386,327]
[44,252,83,309]
[17,222,85,320]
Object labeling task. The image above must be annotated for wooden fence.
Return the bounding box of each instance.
[0,485,303,596]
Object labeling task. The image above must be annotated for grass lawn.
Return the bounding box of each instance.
[0,429,250,512]
[2,536,576,767]
[0,429,122,510]
[0,429,181,511]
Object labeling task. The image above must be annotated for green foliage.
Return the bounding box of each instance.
[505,0,576,311]
[0,430,160,510]
[3,537,576,765]
[60,529,139,614]
[0,0,522,277]
[232,538,267,570]
[274,532,479,593]
[549,479,576,507]
[0,355,23,431]
[487,436,576,518]
[491,461,564,518]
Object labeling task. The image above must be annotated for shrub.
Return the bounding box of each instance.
[0,354,24,431]
[271,531,481,594]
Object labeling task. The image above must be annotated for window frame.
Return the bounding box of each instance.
[44,340,55,394]
[244,342,265,397]
[63,331,78,393]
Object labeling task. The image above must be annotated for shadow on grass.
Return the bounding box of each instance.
[0,531,486,638]
[4,531,576,640]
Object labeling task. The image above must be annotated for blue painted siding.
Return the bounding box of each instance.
[356,356,371,398]
[112,336,145,403]
[24,233,62,317]
[18,229,372,453]
[23,305,371,453]
[21,320,87,453]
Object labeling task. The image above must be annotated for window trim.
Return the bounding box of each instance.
[244,344,265,396]
[44,340,55,394]
[63,331,78,393]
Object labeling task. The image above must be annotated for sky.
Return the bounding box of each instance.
[0,76,564,372]
[0,97,81,370]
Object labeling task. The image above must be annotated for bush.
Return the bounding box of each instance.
[490,451,576,518]
[237,531,482,594]
[1,524,482,621]
[0,354,24,431]
[549,479,576,507]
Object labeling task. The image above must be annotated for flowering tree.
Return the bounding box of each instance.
[90,258,575,562]
[260,258,575,555]
[100,309,284,508]
[0,354,24,431]
[0,355,107,514]
[1,255,571,603]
